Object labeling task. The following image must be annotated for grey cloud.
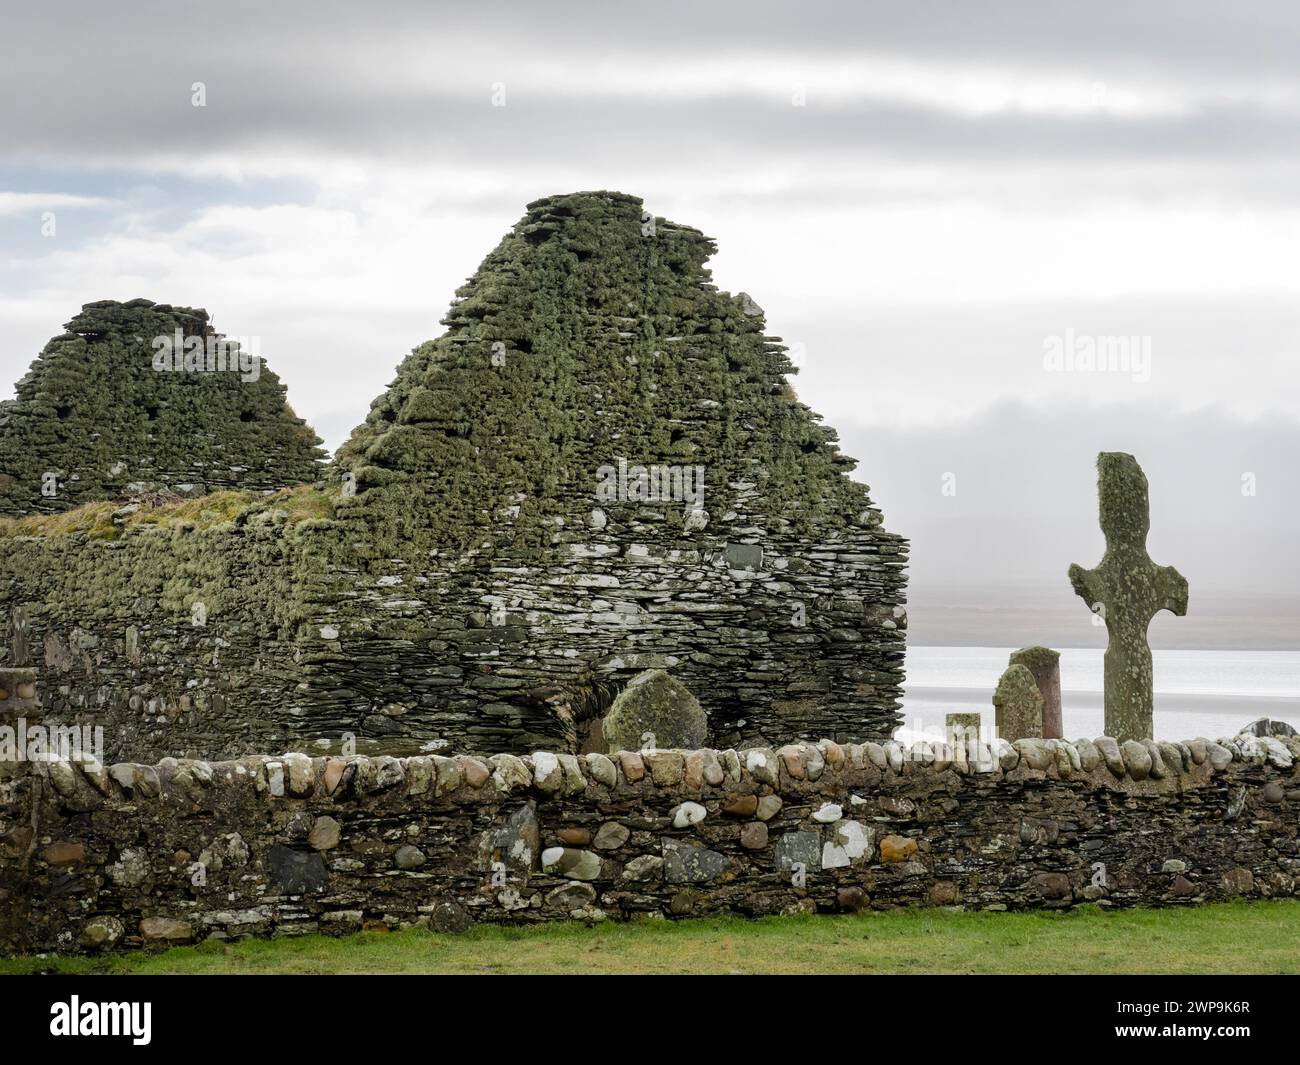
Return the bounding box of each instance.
[1,0,1295,641]
[9,1,1300,78]
[3,2,1298,192]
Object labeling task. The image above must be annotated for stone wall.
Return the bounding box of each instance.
[0,299,324,516]
[0,510,904,761]
[319,190,910,750]
[0,513,327,763]
[3,732,1296,954]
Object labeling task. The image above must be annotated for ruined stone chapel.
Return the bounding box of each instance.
[0,191,909,762]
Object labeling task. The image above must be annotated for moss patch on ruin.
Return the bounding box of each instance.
[0,484,336,542]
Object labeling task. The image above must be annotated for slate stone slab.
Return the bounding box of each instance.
[268,844,329,895]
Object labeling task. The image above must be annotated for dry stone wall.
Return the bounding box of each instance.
[0,484,904,761]
[308,189,909,752]
[3,732,1296,954]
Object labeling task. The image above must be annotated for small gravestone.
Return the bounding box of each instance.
[1069,452,1188,742]
[1008,646,1062,739]
[992,664,1043,741]
[8,607,31,668]
[601,669,708,752]
[945,712,981,748]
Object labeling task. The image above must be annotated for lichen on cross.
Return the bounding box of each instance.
[1069,452,1188,742]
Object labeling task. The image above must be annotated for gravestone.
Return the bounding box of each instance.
[1008,646,1062,739]
[992,664,1043,740]
[945,712,981,748]
[1069,452,1188,742]
[7,606,31,667]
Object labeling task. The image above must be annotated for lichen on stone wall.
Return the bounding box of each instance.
[331,191,880,557]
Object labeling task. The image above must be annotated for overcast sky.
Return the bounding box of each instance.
[2,2,1298,627]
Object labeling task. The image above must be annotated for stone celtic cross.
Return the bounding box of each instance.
[1069,452,1188,742]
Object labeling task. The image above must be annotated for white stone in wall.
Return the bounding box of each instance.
[833,820,872,861]
[811,803,842,823]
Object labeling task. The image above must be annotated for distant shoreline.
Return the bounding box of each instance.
[903,585,1300,651]
[900,644,1300,739]
[905,684,1300,717]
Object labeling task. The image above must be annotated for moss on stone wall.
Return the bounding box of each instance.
[0,299,325,515]
[331,191,876,557]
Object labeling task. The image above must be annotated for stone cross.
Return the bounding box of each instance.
[1069,452,1188,742]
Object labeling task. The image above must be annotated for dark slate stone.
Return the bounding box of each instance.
[773,830,822,873]
[268,844,329,894]
[724,543,764,572]
[662,838,729,885]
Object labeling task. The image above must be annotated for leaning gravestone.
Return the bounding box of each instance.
[1008,646,1062,739]
[1069,452,1188,743]
[992,664,1042,740]
[602,669,708,752]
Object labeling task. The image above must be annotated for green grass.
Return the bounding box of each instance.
[4,900,1299,975]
